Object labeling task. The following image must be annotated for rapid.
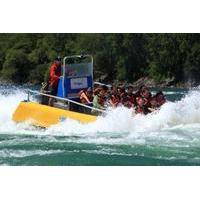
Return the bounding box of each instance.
[0,85,200,165]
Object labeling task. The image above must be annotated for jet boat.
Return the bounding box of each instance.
[12,55,103,128]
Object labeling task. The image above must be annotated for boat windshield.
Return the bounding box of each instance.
[65,62,92,78]
[64,56,93,78]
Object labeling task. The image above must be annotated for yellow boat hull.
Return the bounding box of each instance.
[12,101,97,128]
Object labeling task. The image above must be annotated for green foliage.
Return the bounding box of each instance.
[44,66,51,82]
[2,49,30,83]
[29,64,49,84]
[0,33,199,85]
[146,33,200,83]
[116,57,126,81]
[184,43,200,81]
[148,62,166,83]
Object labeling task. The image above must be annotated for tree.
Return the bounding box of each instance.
[147,34,188,83]
[0,33,200,86]
[1,49,30,83]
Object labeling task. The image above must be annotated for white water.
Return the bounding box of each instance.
[1,87,200,165]
[1,88,200,147]
[0,88,28,133]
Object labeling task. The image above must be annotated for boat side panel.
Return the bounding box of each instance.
[12,102,97,128]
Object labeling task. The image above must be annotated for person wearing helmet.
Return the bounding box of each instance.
[48,57,62,106]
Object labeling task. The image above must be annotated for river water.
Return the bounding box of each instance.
[1,85,200,165]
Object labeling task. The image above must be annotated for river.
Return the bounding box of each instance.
[1,85,200,165]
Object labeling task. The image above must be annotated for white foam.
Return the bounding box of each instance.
[0,88,28,131]
[1,88,200,147]
[46,90,200,135]
[0,149,64,158]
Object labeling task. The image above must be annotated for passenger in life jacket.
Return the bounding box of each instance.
[135,96,149,115]
[140,88,152,112]
[78,87,93,105]
[147,97,159,113]
[111,85,118,94]
[126,85,136,105]
[93,85,108,110]
[109,91,121,108]
[147,92,166,112]
[48,57,62,106]
[121,95,133,108]
[117,85,126,99]
[155,91,166,107]
[135,85,148,98]
[141,88,152,101]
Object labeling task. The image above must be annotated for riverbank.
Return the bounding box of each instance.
[96,75,198,89]
[0,76,198,90]
[131,77,195,89]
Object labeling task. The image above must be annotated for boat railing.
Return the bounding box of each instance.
[94,81,112,88]
[27,89,106,114]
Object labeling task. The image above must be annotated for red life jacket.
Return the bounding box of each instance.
[124,101,133,108]
[127,93,135,104]
[49,63,61,87]
[110,95,120,106]
[98,95,105,106]
[135,106,144,114]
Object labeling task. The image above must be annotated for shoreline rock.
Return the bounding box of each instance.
[0,76,199,89]
[95,76,199,89]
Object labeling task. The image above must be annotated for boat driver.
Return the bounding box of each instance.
[48,57,62,106]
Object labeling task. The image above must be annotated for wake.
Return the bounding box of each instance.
[0,87,200,140]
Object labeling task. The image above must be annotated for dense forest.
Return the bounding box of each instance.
[0,33,199,86]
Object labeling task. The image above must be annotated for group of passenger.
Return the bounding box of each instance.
[78,84,166,115]
[47,57,166,114]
